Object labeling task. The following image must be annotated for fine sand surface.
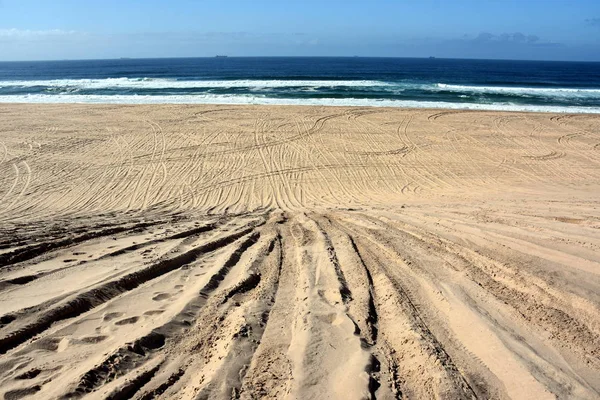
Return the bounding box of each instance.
[0,104,599,399]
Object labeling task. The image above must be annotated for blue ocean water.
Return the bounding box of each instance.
[1,57,600,112]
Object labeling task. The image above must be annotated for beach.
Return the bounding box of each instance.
[0,104,599,399]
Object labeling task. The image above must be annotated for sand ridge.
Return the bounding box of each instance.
[0,104,599,399]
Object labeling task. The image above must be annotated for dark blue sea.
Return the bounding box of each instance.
[1,57,600,112]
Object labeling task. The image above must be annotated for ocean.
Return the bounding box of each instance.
[1,57,600,113]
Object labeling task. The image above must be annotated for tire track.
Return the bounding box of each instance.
[0,219,263,355]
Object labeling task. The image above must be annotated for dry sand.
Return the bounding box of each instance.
[0,104,599,399]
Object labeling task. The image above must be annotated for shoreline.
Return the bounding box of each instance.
[1,99,599,114]
[1,101,600,115]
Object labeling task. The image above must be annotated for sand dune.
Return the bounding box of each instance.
[0,104,599,399]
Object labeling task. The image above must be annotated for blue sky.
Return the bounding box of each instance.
[0,0,599,61]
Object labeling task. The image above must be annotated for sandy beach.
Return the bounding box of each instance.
[0,104,599,399]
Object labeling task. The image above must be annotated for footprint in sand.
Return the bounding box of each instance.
[114,316,140,326]
[34,337,68,352]
[152,293,171,301]
[144,309,165,316]
[15,368,42,380]
[79,335,108,344]
[4,386,41,399]
[103,312,124,322]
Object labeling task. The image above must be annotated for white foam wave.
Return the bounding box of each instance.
[436,83,600,98]
[0,78,390,89]
[2,78,599,101]
[1,93,598,114]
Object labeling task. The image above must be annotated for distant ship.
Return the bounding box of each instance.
[215,55,228,58]
[429,56,436,59]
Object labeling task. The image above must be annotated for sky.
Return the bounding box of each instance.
[0,0,599,61]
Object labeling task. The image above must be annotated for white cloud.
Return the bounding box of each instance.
[0,28,77,37]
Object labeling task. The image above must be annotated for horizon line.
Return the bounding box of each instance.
[1,55,600,64]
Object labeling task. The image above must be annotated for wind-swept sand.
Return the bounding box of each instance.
[0,104,599,399]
